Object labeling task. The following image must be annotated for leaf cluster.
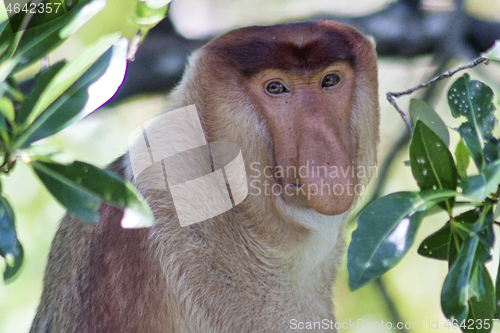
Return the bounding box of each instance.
[348,73,500,332]
[0,0,171,281]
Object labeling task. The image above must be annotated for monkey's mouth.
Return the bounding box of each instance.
[286,182,302,189]
[281,178,303,192]
[278,179,310,208]
[275,169,356,215]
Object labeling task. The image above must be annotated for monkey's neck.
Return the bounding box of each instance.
[143,200,343,330]
[147,192,346,282]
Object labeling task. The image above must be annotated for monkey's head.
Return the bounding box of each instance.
[170,21,379,221]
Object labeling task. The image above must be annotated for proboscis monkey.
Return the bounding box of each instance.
[30,21,378,333]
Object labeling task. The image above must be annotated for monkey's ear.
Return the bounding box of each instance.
[366,35,377,49]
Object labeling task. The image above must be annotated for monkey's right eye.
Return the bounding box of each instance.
[322,74,341,87]
[266,81,289,94]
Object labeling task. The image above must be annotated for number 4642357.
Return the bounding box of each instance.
[444,319,499,330]
[5,2,62,14]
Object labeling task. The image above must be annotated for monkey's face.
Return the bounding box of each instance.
[196,21,379,219]
[248,63,356,216]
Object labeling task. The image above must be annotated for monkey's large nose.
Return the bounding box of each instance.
[274,130,356,215]
[299,161,355,216]
[296,133,356,215]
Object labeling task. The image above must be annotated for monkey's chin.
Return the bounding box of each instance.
[280,181,354,216]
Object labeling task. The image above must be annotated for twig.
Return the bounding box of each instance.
[374,278,409,333]
[386,56,489,133]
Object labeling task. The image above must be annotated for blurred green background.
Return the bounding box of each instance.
[2,0,500,332]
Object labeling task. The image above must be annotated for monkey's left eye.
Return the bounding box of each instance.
[322,74,341,87]
[266,81,289,94]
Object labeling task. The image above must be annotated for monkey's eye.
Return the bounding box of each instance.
[322,74,341,88]
[266,81,289,94]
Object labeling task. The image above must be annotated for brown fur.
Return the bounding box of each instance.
[30,21,378,333]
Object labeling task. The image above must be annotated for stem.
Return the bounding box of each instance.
[374,278,409,333]
[387,57,488,133]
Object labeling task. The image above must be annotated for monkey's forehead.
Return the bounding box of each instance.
[202,21,368,76]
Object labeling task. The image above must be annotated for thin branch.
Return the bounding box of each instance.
[386,56,489,133]
[386,92,413,133]
[374,278,409,333]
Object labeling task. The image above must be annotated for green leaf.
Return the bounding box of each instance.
[6,0,80,33]
[442,208,492,323]
[418,222,451,260]
[448,210,479,269]
[348,190,456,290]
[59,0,106,39]
[31,161,101,222]
[462,160,500,202]
[0,196,22,281]
[494,202,500,222]
[5,76,23,103]
[0,17,21,64]
[0,22,8,42]
[410,121,457,212]
[448,74,497,136]
[456,139,471,179]
[18,47,113,147]
[16,61,66,124]
[464,264,495,333]
[452,210,493,252]
[469,263,488,300]
[3,240,23,281]
[442,233,480,322]
[0,58,18,83]
[31,161,153,227]
[448,74,497,170]
[483,137,500,165]
[0,114,6,134]
[452,209,477,230]
[460,123,486,171]
[2,0,104,73]
[477,222,494,250]
[0,96,14,122]
[0,196,19,258]
[24,33,119,127]
[410,121,457,192]
[409,98,449,146]
[454,219,476,241]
